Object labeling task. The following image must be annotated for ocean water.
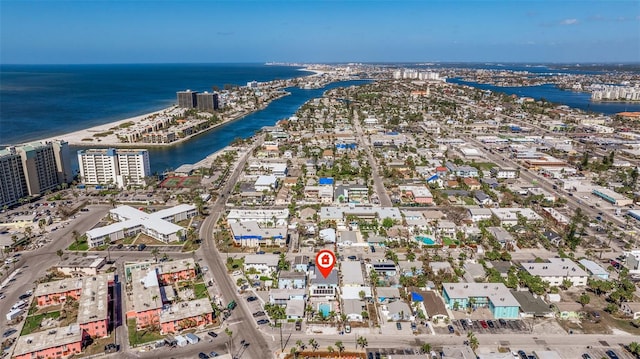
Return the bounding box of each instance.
[0,63,311,145]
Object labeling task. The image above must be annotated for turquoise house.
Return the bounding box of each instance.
[442,283,520,319]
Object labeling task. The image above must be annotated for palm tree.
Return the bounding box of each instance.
[467,331,479,352]
[151,248,160,263]
[357,336,368,349]
[335,341,344,357]
[327,346,334,354]
[295,339,305,351]
[421,343,432,354]
[290,346,298,359]
[56,249,64,260]
[308,338,318,351]
[628,341,640,356]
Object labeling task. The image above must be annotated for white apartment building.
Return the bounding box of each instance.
[521,258,589,287]
[78,148,150,188]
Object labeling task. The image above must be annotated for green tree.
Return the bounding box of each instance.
[467,331,479,351]
[382,217,394,229]
[421,343,432,354]
[308,338,318,351]
[579,293,590,307]
[335,341,344,356]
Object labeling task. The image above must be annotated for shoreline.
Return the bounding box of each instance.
[37,91,290,148]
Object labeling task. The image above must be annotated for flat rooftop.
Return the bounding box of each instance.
[77,273,114,325]
[522,258,588,278]
[443,282,520,308]
[13,324,82,357]
[57,255,106,269]
[130,267,162,313]
[34,277,84,298]
[160,298,212,323]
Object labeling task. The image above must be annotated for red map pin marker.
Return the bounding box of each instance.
[315,249,336,279]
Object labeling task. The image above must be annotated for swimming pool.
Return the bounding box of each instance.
[318,303,331,317]
[416,236,435,245]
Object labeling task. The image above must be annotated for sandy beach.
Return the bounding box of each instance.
[39,107,177,146]
[39,91,289,148]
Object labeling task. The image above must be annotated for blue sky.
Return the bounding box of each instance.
[1,0,638,64]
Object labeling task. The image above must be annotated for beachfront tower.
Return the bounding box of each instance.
[0,147,28,207]
[18,141,62,196]
[176,90,198,108]
[78,148,150,188]
[196,92,219,112]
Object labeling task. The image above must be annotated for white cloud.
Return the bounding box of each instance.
[560,18,579,25]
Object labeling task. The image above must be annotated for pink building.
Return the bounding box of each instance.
[13,324,84,359]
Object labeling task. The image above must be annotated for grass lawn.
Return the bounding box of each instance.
[127,319,164,347]
[22,311,60,335]
[225,258,244,272]
[442,238,459,246]
[472,162,496,170]
[135,234,167,245]
[68,238,89,251]
[182,238,200,252]
[193,283,209,300]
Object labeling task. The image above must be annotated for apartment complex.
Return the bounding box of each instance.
[77,148,150,188]
[33,273,114,338]
[0,140,72,207]
[85,204,196,247]
[125,259,214,334]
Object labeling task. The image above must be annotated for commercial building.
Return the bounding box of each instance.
[591,187,634,206]
[176,90,198,108]
[77,148,150,188]
[578,259,609,280]
[85,204,196,247]
[521,258,589,286]
[0,140,71,207]
[442,282,520,319]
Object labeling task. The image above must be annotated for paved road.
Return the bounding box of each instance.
[197,135,274,359]
[352,112,392,207]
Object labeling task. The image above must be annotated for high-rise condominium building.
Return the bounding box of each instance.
[176,90,198,108]
[196,92,219,112]
[0,148,28,207]
[77,148,150,188]
[0,140,72,207]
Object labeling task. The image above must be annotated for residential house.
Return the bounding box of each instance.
[278,271,306,289]
[521,258,589,287]
[375,287,401,303]
[382,300,412,321]
[309,266,339,299]
[621,302,640,319]
[343,299,366,322]
[578,259,609,280]
[243,254,280,275]
[468,208,493,222]
[491,167,518,179]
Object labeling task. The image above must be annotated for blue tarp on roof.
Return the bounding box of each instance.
[411,292,423,302]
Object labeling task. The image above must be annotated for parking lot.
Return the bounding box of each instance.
[434,318,531,335]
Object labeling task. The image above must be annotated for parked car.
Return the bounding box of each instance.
[605,350,619,359]
[257,319,270,325]
[345,324,351,333]
[498,319,507,327]
[247,296,258,302]
[209,352,218,357]
[480,320,488,329]
[487,320,495,328]
[198,353,209,359]
[448,325,455,333]
[517,350,527,359]
[252,311,265,317]
[396,322,402,330]
[581,354,592,359]
[207,331,218,338]
[295,321,302,331]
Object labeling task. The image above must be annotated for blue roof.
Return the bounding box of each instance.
[411,292,423,302]
[319,177,334,185]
